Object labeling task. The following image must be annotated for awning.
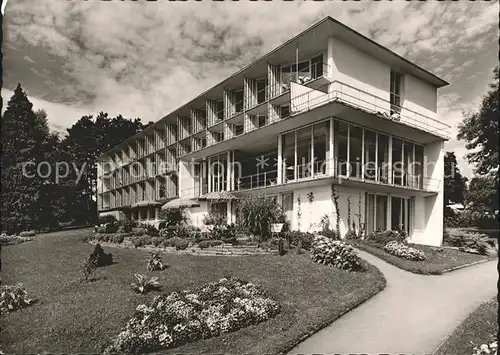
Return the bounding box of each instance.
[161,198,200,210]
[130,200,162,208]
[198,191,238,202]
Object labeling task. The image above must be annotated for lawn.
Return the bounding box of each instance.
[435,297,498,355]
[1,228,386,354]
[350,240,494,275]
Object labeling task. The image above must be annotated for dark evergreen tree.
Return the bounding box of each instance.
[1,84,49,233]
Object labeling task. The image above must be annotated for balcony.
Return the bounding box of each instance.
[232,158,440,195]
[290,80,451,140]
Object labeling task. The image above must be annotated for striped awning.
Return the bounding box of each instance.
[130,200,162,208]
[198,191,238,201]
[161,198,200,210]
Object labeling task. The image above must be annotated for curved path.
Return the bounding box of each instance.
[289,250,497,355]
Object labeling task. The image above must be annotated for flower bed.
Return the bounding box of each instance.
[0,234,32,246]
[384,241,426,261]
[310,235,363,271]
[104,277,280,354]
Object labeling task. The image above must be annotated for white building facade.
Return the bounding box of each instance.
[96,17,450,246]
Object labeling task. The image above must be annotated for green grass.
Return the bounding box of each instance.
[435,298,498,355]
[1,228,386,354]
[350,240,494,275]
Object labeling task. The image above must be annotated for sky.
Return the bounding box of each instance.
[2,0,499,178]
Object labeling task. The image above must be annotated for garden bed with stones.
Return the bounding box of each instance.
[88,238,277,256]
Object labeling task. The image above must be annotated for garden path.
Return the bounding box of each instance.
[289,250,497,354]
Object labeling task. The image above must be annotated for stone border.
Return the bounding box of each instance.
[441,258,494,274]
[88,239,277,256]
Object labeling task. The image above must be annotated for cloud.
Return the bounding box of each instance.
[3,1,498,177]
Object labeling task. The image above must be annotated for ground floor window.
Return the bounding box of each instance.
[210,202,227,223]
[140,207,147,220]
[366,193,413,236]
[149,207,157,220]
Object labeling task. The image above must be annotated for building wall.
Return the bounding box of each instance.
[328,36,438,119]
[291,184,365,238]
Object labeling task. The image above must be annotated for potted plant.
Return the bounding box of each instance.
[270,211,286,234]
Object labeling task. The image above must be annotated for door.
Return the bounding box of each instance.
[282,192,294,225]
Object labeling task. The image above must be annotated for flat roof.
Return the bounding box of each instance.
[99,16,449,159]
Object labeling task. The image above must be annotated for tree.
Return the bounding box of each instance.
[466,176,498,216]
[443,152,467,205]
[458,66,499,180]
[1,84,50,233]
[59,112,148,224]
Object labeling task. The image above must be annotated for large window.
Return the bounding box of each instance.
[414,145,424,189]
[311,54,323,79]
[403,142,413,187]
[390,70,403,114]
[377,134,389,183]
[296,127,312,179]
[392,138,403,185]
[349,125,363,178]
[210,153,228,192]
[313,121,329,175]
[364,129,377,181]
[282,131,295,182]
[335,121,349,176]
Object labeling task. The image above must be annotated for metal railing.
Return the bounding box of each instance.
[290,80,451,139]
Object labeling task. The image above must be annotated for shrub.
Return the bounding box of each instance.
[344,229,358,240]
[366,230,406,247]
[91,244,113,266]
[81,255,98,282]
[384,241,426,261]
[198,240,223,249]
[158,208,188,229]
[175,239,190,250]
[112,233,126,244]
[117,220,135,233]
[0,284,35,314]
[310,235,363,271]
[19,230,36,238]
[319,228,340,240]
[159,228,171,238]
[141,224,160,238]
[105,277,280,354]
[209,223,237,244]
[133,228,146,237]
[130,273,161,294]
[147,253,167,271]
[284,231,315,251]
[172,225,195,239]
[443,230,494,255]
[237,196,286,239]
[150,237,163,247]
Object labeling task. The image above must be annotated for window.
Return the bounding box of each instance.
[296,127,312,179]
[280,105,290,119]
[140,207,147,220]
[377,134,389,183]
[334,121,348,176]
[234,124,244,136]
[311,54,323,79]
[313,121,329,175]
[349,125,363,178]
[282,131,295,182]
[390,70,403,114]
[210,202,227,223]
[392,138,403,185]
[258,114,267,128]
[216,101,224,121]
[234,90,244,113]
[149,207,156,220]
[364,129,377,181]
[257,78,267,104]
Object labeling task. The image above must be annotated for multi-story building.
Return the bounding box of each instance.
[97,16,450,246]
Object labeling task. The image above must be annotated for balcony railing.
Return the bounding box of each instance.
[290,80,451,139]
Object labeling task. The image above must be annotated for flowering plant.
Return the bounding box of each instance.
[310,235,363,271]
[473,340,498,355]
[383,241,426,261]
[105,277,280,354]
[0,283,35,315]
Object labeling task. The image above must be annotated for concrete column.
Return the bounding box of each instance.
[386,194,392,231]
[208,157,212,192]
[226,151,232,191]
[329,117,334,176]
[277,134,283,184]
[388,135,393,184]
